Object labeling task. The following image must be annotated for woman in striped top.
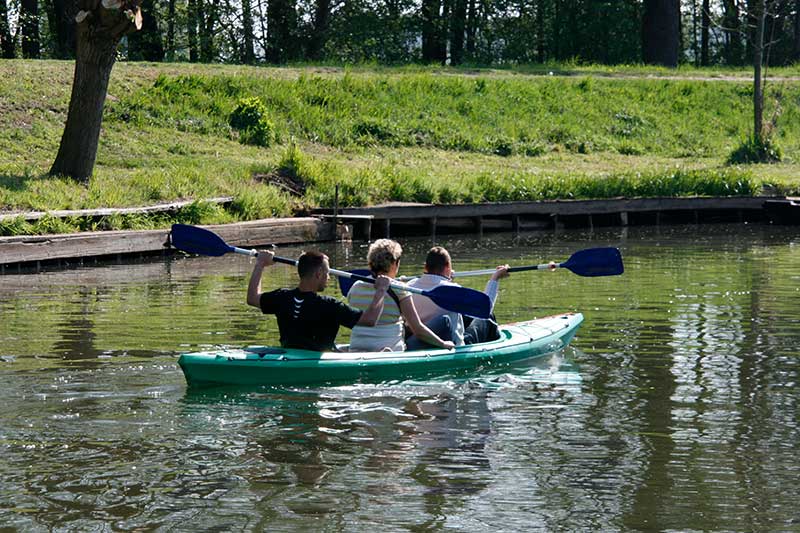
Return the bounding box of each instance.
[347,239,456,352]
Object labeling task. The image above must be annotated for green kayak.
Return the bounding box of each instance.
[178,312,584,387]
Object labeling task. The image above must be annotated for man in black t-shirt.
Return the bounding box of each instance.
[246,249,390,352]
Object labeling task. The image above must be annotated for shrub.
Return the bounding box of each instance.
[727,134,782,164]
[491,136,515,157]
[229,187,292,219]
[229,97,275,147]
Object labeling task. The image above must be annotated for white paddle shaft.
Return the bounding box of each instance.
[241,247,426,295]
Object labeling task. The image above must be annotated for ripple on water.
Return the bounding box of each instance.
[2,226,800,530]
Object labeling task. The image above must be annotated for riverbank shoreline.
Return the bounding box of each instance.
[0,217,338,273]
[1,196,795,273]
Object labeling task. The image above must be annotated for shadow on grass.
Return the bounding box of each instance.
[0,171,55,194]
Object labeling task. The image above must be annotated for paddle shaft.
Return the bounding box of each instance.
[398,247,623,280]
[452,263,555,278]
[170,224,491,318]
[396,263,553,281]
[240,247,443,298]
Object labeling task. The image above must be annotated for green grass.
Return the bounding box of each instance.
[1,60,799,236]
[107,70,800,158]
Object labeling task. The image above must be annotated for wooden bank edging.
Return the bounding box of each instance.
[1,196,794,271]
[0,218,336,270]
[0,197,233,223]
[315,196,780,238]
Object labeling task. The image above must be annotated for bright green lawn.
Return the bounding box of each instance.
[1,60,799,235]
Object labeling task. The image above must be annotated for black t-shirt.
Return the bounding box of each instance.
[259,288,363,351]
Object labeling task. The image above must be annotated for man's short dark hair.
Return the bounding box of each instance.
[425,246,451,275]
[297,250,328,278]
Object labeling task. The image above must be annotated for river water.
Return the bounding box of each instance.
[1,224,799,531]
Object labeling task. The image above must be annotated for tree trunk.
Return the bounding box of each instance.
[465,0,475,57]
[0,0,15,58]
[166,0,175,60]
[769,1,786,66]
[187,0,199,61]
[44,0,77,58]
[795,0,800,61]
[421,0,440,62]
[50,35,117,181]
[723,0,743,64]
[691,0,698,65]
[753,0,766,140]
[701,0,710,65]
[241,0,255,62]
[554,0,561,59]
[198,0,219,62]
[535,0,545,62]
[266,0,295,63]
[306,0,328,60]
[257,0,268,60]
[50,1,142,182]
[642,0,680,66]
[21,0,40,58]
[449,0,466,65]
[438,0,449,64]
[128,0,164,60]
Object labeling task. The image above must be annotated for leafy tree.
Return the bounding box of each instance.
[642,0,680,66]
[50,0,144,182]
[128,0,164,60]
[0,0,14,58]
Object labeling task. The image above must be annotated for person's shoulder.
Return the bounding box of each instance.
[391,283,412,299]
[261,287,295,298]
[262,287,292,299]
[315,292,347,305]
[348,280,374,295]
[412,274,460,289]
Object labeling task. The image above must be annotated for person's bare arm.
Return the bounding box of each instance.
[400,297,455,349]
[491,264,510,281]
[246,250,275,308]
[355,275,391,326]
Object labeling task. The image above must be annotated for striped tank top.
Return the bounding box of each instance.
[347,281,411,352]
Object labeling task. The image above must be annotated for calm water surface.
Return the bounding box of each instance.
[1,224,799,531]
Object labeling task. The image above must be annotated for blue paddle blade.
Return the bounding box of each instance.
[337,269,373,296]
[170,224,234,257]
[561,247,624,277]
[424,285,492,319]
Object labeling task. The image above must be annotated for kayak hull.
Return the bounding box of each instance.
[178,312,583,387]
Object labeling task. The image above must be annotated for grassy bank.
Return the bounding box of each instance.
[1,60,799,236]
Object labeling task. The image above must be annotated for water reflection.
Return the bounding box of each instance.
[1,224,800,530]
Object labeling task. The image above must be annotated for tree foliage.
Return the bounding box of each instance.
[1,0,797,66]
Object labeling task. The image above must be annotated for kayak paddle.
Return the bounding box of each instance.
[453,247,624,278]
[338,246,624,294]
[170,224,492,319]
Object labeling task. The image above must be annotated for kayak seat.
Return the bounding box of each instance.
[247,347,287,357]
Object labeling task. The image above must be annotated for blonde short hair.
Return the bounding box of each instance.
[367,239,403,274]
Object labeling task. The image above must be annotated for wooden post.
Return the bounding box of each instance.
[383,219,391,238]
[512,215,520,232]
[333,184,339,236]
[587,214,594,230]
[363,219,372,241]
[620,212,628,226]
[429,217,437,240]
[473,216,483,236]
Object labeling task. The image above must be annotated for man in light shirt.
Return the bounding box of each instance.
[406,246,509,348]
